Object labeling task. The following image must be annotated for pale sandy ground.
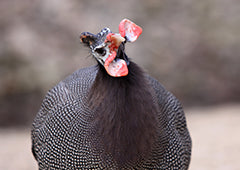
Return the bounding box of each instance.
[0,104,239,170]
[187,104,240,170]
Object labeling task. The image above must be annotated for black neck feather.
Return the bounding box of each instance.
[88,61,158,166]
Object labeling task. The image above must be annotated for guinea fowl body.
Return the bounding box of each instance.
[31,62,191,169]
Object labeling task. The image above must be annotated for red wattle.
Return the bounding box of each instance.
[119,19,142,42]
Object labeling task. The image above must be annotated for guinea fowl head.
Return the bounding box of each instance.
[80,19,142,77]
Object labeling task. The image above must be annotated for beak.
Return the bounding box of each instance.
[80,19,142,77]
[80,27,111,51]
[103,34,128,77]
[80,32,97,49]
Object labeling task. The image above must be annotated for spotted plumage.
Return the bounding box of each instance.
[31,19,191,169]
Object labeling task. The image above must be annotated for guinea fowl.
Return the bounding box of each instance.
[31,19,191,169]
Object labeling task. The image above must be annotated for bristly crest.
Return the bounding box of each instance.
[88,61,159,167]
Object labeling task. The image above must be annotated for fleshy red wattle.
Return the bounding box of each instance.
[104,19,142,77]
[104,34,127,77]
[105,59,128,77]
[119,19,142,42]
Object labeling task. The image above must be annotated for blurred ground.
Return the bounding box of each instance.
[187,104,240,170]
[0,104,239,170]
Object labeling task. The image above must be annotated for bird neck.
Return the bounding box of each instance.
[88,61,158,166]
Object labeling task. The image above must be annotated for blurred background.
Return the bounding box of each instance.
[0,0,239,169]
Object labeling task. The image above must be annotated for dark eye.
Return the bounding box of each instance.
[95,47,106,56]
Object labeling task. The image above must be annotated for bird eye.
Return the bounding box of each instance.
[95,47,106,56]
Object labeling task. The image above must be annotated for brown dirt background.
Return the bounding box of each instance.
[0,104,239,170]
